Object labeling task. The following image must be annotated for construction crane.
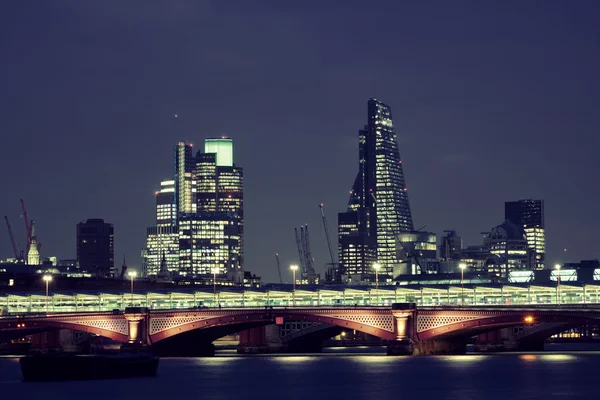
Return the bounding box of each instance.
[4,216,20,259]
[302,224,315,275]
[294,228,306,273]
[319,204,341,282]
[319,204,337,265]
[275,253,283,284]
[20,199,31,249]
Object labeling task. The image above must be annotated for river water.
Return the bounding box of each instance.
[0,347,596,400]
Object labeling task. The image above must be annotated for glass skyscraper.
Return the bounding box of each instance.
[338,99,414,276]
[144,138,243,281]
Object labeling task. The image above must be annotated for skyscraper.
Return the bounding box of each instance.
[144,180,179,276]
[77,219,115,278]
[338,99,414,276]
[144,138,243,281]
[174,142,196,217]
[505,199,545,269]
[192,138,244,280]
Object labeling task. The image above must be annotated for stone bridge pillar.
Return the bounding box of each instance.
[388,303,416,355]
[121,307,150,353]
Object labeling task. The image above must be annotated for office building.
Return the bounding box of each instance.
[487,221,529,278]
[145,226,179,276]
[156,180,177,227]
[396,231,437,274]
[338,98,414,276]
[76,219,115,278]
[505,199,545,269]
[174,142,196,217]
[144,138,244,281]
[178,212,242,280]
[191,138,244,278]
[440,230,463,261]
[144,179,179,277]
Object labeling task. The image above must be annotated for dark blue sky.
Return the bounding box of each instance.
[1,1,599,282]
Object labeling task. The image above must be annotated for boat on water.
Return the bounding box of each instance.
[19,353,159,382]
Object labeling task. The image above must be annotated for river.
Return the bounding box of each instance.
[0,347,596,399]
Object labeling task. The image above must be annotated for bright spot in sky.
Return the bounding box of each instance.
[174,114,179,118]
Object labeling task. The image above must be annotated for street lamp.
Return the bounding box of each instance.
[290,264,298,306]
[128,270,137,306]
[211,267,219,305]
[555,264,561,305]
[373,263,381,305]
[459,263,467,305]
[42,275,52,311]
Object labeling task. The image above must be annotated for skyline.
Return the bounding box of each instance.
[1,1,599,283]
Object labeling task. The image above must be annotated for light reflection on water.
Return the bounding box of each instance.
[0,350,597,400]
[538,353,577,361]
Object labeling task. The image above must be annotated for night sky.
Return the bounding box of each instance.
[1,1,599,283]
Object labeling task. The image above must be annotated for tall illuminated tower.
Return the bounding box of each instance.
[27,221,40,266]
[145,180,179,276]
[174,142,196,218]
[145,138,243,281]
[338,98,414,276]
[177,138,243,280]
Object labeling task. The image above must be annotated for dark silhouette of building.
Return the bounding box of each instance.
[440,230,463,261]
[338,98,413,276]
[505,199,545,269]
[76,219,114,278]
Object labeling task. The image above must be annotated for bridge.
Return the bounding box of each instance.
[2,304,600,355]
[3,281,600,314]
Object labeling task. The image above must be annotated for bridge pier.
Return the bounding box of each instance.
[121,307,150,353]
[237,325,287,354]
[387,303,416,355]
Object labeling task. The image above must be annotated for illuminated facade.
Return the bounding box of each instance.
[144,179,179,277]
[76,219,114,278]
[174,142,196,217]
[487,221,529,278]
[505,199,545,269]
[396,231,437,274]
[144,138,243,280]
[204,138,234,167]
[195,138,244,271]
[27,222,40,266]
[178,212,242,278]
[339,99,413,276]
[156,180,176,227]
[145,226,179,276]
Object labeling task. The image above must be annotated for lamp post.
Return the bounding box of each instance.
[290,264,298,306]
[128,270,137,306]
[212,268,218,305]
[373,263,381,305]
[459,263,467,305]
[555,264,561,305]
[42,275,52,311]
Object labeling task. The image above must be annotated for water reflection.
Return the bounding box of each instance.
[351,355,402,365]
[538,354,577,362]
[439,355,486,365]
[190,357,236,366]
[519,354,538,361]
[272,356,313,364]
